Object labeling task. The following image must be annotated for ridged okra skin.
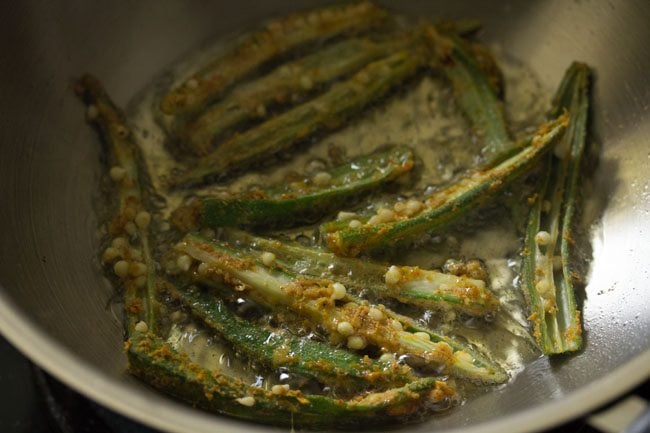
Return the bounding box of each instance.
[180,36,413,155]
[171,48,426,186]
[320,115,568,257]
[75,74,159,335]
[521,62,591,354]
[165,284,416,390]
[127,332,457,429]
[173,146,414,229]
[160,1,389,118]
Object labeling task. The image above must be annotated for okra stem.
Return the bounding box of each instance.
[171,48,426,186]
[173,146,414,229]
[75,75,159,335]
[180,36,412,155]
[321,114,568,257]
[175,235,508,384]
[521,62,590,354]
[160,1,389,118]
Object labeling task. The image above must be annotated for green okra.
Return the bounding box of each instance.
[173,146,414,229]
[127,332,456,428]
[181,36,413,155]
[75,74,159,335]
[521,62,590,354]
[160,1,389,117]
[171,48,426,186]
[320,114,568,257]
[222,229,498,316]
[164,283,415,390]
[423,26,512,165]
[174,234,508,384]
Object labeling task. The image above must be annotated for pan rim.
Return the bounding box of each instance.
[0,283,648,433]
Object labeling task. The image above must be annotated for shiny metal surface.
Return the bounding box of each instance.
[0,1,649,432]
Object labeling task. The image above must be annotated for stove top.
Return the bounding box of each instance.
[0,336,647,433]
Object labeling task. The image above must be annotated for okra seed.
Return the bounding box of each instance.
[271,384,290,395]
[123,206,137,220]
[336,321,354,336]
[331,282,346,300]
[185,78,199,89]
[176,255,192,272]
[134,321,148,333]
[369,208,395,224]
[109,166,126,182]
[102,247,120,262]
[536,280,552,295]
[129,262,147,277]
[135,211,151,229]
[384,265,402,286]
[347,335,367,350]
[125,221,137,236]
[312,171,332,186]
[113,260,130,278]
[337,211,357,221]
[112,237,129,249]
[348,219,362,228]
[405,199,423,216]
[377,208,395,222]
[414,332,431,341]
[393,202,406,213]
[134,275,147,288]
[367,215,380,225]
[390,319,403,331]
[535,231,552,246]
[197,262,210,276]
[260,251,276,267]
[235,396,255,407]
[379,353,395,364]
[368,307,383,321]
[542,200,552,213]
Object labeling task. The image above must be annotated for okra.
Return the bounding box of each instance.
[521,62,590,354]
[321,114,568,257]
[173,146,414,229]
[164,283,415,390]
[223,229,498,316]
[160,1,389,117]
[75,75,159,335]
[180,36,413,155]
[127,332,456,428]
[171,48,426,186]
[423,26,512,165]
[174,234,508,384]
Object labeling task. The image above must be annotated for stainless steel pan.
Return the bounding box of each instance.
[0,1,649,432]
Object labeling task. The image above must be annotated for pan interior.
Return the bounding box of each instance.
[0,1,648,432]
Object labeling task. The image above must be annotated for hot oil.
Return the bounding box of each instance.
[123,21,550,412]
